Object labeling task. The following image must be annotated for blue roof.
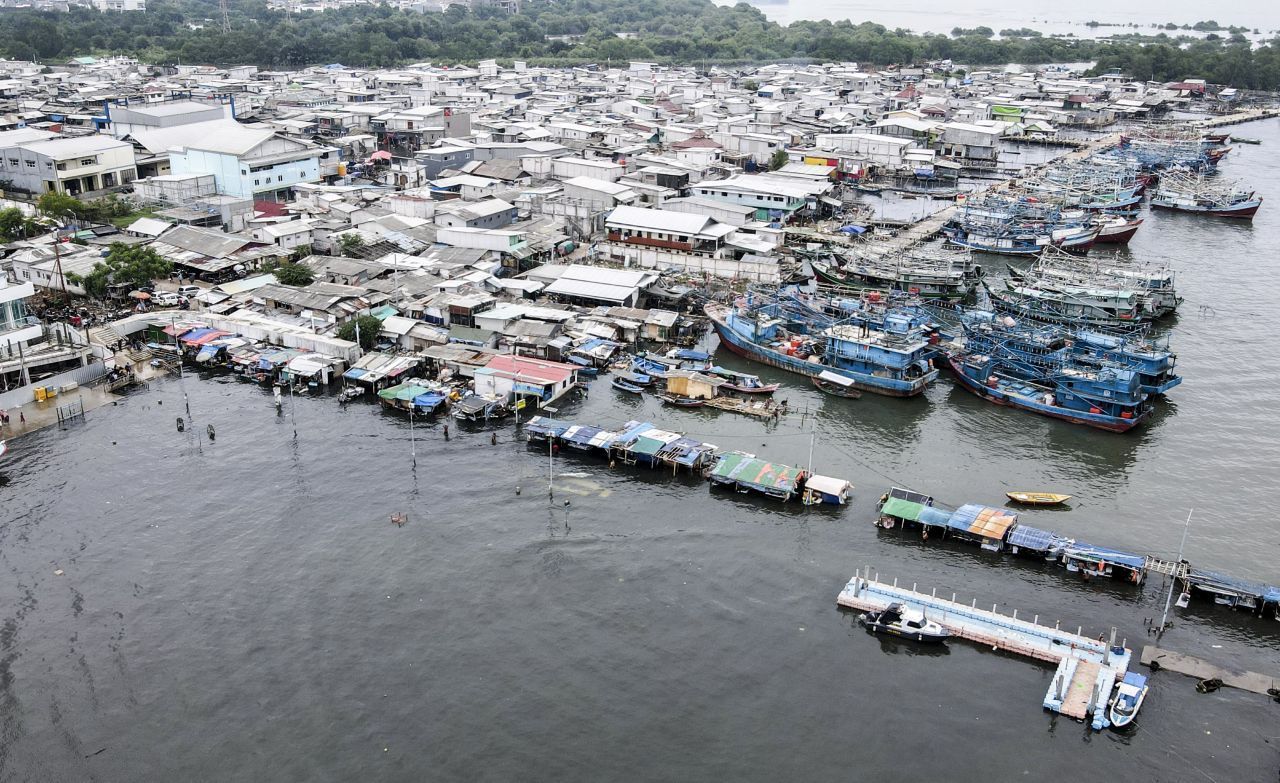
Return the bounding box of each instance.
[1064,543,1145,570]
[1186,568,1273,599]
[917,506,954,527]
[838,225,867,234]
[343,367,368,379]
[563,425,603,446]
[1006,524,1064,552]
[525,417,572,438]
[614,420,654,445]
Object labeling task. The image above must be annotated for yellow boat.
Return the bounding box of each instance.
[1006,491,1072,506]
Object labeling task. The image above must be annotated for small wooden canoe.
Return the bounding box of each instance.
[612,377,645,394]
[1006,491,1072,506]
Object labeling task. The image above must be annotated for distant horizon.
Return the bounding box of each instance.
[717,0,1279,40]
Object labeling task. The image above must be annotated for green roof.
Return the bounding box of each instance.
[881,496,926,521]
[711,452,801,491]
[991,105,1022,116]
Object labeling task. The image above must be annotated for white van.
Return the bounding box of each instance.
[176,285,201,298]
[153,292,180,307]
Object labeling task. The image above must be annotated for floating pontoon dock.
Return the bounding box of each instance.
[838,569,1131,729]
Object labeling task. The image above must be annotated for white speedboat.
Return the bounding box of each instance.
[1107,672,1149,728]
[860,603,950,643]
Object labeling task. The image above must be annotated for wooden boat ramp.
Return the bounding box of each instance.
[838,569,1132,729]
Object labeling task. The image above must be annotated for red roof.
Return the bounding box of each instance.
[483,354,577,384]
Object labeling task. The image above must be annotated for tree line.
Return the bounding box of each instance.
[1,0,1278,89]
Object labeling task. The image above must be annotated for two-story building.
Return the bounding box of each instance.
[0,135,137,195]
[167,122,327,201]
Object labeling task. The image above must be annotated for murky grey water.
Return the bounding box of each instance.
[2,119,1279,780]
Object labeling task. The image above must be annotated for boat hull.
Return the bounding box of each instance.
[1094,220,1142,244]
[707,307,935,398]
[1150,199,1261,219]
[811,262,973,301]
[947,357,1143,432]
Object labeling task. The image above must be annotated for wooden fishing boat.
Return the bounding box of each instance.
[612,377,645,394]
[1231,136,1261,145]
[1005,491,1072,506]
[658,393,705,407]
[811,370,863,399]
[709,367,779,394]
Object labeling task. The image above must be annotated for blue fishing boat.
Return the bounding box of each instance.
[959,311,1181,395]
[943,195,1099,256]
[947,353,1150,432]
[704,297,941,398]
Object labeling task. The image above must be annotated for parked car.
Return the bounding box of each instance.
[153,292,180,307]
[176,285,201,298]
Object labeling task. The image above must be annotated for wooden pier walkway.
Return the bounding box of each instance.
[1141,646,1278,696]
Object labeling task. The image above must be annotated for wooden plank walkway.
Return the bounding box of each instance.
[1141,646,1279,696]
[1060,659,1102,719]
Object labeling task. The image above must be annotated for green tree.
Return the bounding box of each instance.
[768,148,789,171]
[37,191,85,222]
[0,207,40,241]
[338,233,365,256]
[337,314,383,350]
[273,262,316,286]
[66,243,172,299]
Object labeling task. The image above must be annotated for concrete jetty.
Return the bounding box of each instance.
[1141,646,1278,696]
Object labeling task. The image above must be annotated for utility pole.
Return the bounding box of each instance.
[1158,509,1194,638]
[220,0,230,33]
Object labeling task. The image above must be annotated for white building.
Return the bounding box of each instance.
[167,122,326,200]
[0,136,137,195]
[599,205,781,282]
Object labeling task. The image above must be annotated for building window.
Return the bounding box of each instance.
[80,158,95,166]
[254,179,260,186]
[278,175,283,182]
[25,160,35,167]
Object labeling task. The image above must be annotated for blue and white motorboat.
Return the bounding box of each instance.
[1106,672,1149,728]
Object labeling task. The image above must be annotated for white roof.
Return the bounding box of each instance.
[606,205,711,235]
[805,474,851,495]
[18,135,132,159]
[126,217,174,236]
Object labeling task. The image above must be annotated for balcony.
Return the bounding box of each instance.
[605,231,693,252]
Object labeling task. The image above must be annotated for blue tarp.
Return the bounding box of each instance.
[412,392,446,410]
[343,367,368,380]
[838,225,868,235]
[566,355,591,366]
[1064,543,1145,570]
[917,506,954,528]
[1006,524,1063,552]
